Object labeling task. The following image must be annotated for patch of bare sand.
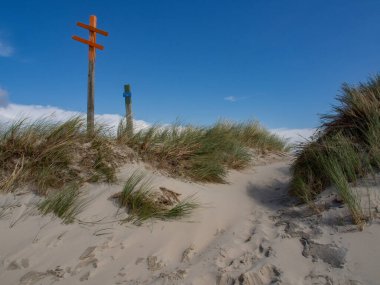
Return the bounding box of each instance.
[0,157,379,285]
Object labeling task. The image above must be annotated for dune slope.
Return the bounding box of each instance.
[0,158,379,285]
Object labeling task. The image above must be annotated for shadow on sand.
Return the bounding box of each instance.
[246,179,293,211]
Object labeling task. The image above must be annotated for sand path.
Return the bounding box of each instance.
[0,158,379,285]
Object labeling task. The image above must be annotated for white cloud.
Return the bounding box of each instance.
[224,96,252,102]
[0,103,150,133]
[224,96,237,102]
[270,128,316,144]
[0,39,13,57]
[0,88,9,107]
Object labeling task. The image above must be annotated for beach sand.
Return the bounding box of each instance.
[0,157,379,285]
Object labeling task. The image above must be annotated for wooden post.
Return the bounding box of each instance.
[124,84,133,135]
[72,15,108,136]
[87,15,96,135]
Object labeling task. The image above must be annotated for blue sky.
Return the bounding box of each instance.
[0,0,380,129]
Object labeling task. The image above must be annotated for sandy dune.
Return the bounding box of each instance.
[0,158,379,285]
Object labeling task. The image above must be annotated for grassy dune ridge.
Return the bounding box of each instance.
[0,117,131,194]
[291,75,380,224]
[0,117,286,223]
[118,120,287,182]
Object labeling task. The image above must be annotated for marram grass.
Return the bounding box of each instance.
[291,75,380,224]
[38,183,88,224]
[0,117,285,194]
[118,120,287,182]
[114,171,199,224]
[0,117,130,194]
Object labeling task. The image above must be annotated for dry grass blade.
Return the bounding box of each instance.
[0,155,24,192]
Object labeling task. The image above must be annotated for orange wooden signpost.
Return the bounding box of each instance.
[72,15,109,135]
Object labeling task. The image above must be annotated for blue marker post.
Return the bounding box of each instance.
[123,84,133,135]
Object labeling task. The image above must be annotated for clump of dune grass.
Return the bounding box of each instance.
[291,75,380,224]
[113,171,198,224]
[118,121,286,182]
[38,183,88,224]
[315,134,364,224]
[0,117,132,194]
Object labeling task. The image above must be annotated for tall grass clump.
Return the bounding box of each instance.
[118,121,286,182]
[0,117,131,194]
[38,183,88,224]
[113,171,198,224]
[291,75,380,224]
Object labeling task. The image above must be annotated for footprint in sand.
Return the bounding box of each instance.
[73,239,119,280]
[19,266,64,285]
[6,258,29,271]
[181,245,195,263]
[6,260,21,270]
[20,271,50,285]
[158,269,187,283]
[79,246,97,260]
[146,256,165,272]
[113,266,128,284]
[218,263,281,285]
[72,246,98,276]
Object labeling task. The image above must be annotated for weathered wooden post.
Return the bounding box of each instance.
[72,15,109,135]
[123,84,133,135]
[87,16,96,135]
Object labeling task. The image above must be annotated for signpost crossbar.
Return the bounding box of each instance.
[76,22,109,36]
[72,35,104,50]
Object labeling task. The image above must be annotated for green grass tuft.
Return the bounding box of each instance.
[291,75,380,224]
[114,171,199,224]
[38,183,88,224]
